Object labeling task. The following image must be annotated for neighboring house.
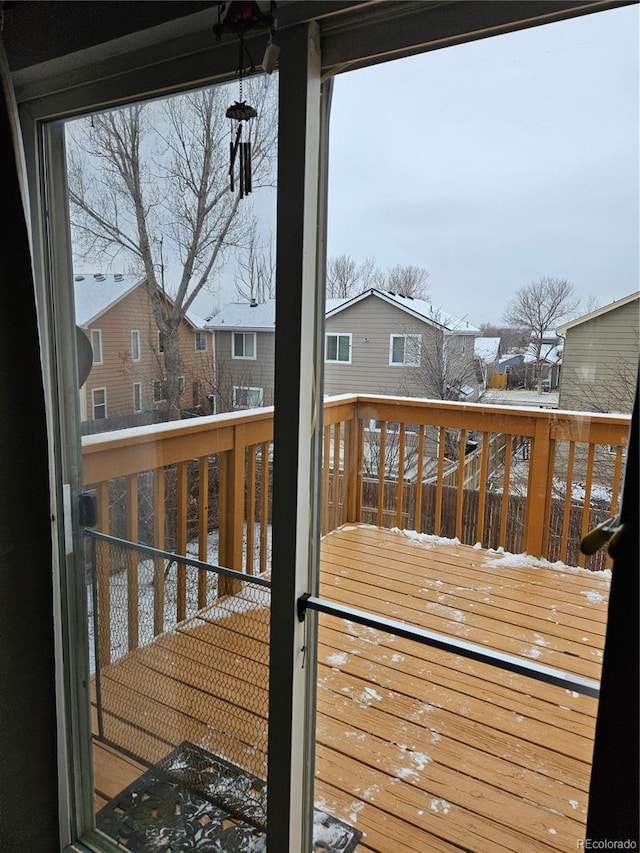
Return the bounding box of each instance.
[206,289,481,413]
[556,291,640,414]
[324,289,480,401]
[205,299,276,412]
[521,330,563,391]
[474,336,501,389]
[75,273,213,429]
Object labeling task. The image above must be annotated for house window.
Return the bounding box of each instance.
[195,330,207,352]
[153,379,167,402]
[233,386,263,409]
[133,382,142,412]
[131,330,141,362]
[390,334,420,366]
[233,332,256,359]
[92,387,107,419]
[91,329,103,364]
[325,333,351,363]
[158,331,166,353]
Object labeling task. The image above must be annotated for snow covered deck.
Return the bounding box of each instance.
[93,524,611,852]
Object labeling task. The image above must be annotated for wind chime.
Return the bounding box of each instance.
[226,59,257,198]
[214,1,278,199]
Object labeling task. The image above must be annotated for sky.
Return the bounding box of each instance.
[325,4,639,327]
[69,4,639,329]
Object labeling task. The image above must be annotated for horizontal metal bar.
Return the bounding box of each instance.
[299,594,600,699]
[85,529,272,589]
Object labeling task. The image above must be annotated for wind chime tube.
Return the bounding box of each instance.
[239,126,245,199]
[229,140,234,192]
[244,141,252,194]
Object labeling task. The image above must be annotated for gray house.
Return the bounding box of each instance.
[556,291,639,414]
[324,289,480,400]
[206,300,276,412]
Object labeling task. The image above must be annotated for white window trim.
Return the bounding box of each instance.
[133,381,142,412]
[91,329,103,365]
[131,329,141,362]
[92,386,107,419]
[389,333,421,366]
[232,331,257,360]
[195,330,207,352]
[232,385,264,409]
[325,332,352,364]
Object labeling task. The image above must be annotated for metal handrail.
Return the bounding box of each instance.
[298,593,600,699]
[85,529,272,589]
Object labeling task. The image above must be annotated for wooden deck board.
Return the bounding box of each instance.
[92,524,610,851]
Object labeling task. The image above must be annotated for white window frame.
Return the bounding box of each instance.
[325,332,352,363]
[232,385,264,409]
[389,333,421,366]
[91,329,103,364]
[131,329,141,362]
[133,381,142,412]
[92,387,107,419]
[232,331,257,360]
[195,330,207,352]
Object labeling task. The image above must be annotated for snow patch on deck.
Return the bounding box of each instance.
[430,799,452,815]
[581,589,606,603]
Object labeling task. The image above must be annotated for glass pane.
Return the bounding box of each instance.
[61,72,278,846]
[318,6,637,849]
[338,335,350,362]
[327,335,338,361]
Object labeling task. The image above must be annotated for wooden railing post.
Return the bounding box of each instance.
[126,474,139,650]
[525,418,553,557]
[96,480,111,667]
[219,426,245,595]
[343,415,360,523]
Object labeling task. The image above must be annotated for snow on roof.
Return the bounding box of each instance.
[205,299,276,330]
[74,272,207,329]
[474,336,500,363]
[74,273,142,326]
[522,341,563,364]
[326,288,480,333]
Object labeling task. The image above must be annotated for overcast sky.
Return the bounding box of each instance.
[326,4,639,327]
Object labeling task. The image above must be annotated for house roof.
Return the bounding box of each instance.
[556,291,640,334]
[326,288,480,334]
[206,289,481,335]
[73,273,207,329]
[205,299,276,331]
[474,336,501,363]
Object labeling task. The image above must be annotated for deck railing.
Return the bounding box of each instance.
[82,394,629,659]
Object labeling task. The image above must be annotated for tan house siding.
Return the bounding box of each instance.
[558,298,639,414]
[82,284,212,422]
[324,297,477,398]
[213,330,275,411]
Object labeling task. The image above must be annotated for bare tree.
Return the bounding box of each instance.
[503,276,579,392]
[479,323,529,353]
[326,253,360,298]
[382,264,430,299]
[67,77,277,419]
[234,221,275,303]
